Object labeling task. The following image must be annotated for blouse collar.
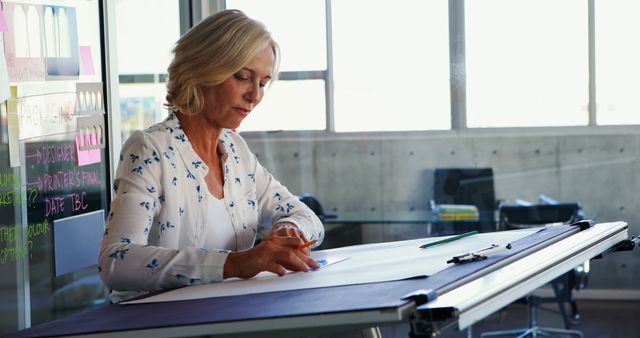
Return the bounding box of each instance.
[162,111,230,173]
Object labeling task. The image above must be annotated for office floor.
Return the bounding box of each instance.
[314,300,640,338]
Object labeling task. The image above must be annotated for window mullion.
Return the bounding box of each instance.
[325,0,335,132]
[449,0,467,130]
[588,0,596,126]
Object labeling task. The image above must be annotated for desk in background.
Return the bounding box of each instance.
[323,210,487,249]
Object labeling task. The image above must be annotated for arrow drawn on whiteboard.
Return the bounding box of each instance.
[24,150,42,164]
[26,177,42,190]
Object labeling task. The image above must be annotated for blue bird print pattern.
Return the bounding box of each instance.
[131,166,144,175]
[175,274,200,285]
[146,258,158,269]
[109,249,128,260]
[285,203,295,213]
[160,221,176,234]
[247,199,256,209]
[186,170,196,180]
[196,185,203,202]
[129,154,139,162]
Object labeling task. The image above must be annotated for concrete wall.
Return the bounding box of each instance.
[246,128,640,289]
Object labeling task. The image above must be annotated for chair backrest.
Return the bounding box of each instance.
[433,168,496,231]
[499,202,582,230]
[299,194,337,222]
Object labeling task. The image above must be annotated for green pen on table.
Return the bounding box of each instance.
[419,230,478,249]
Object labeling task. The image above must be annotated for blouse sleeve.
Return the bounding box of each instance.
[99,131,229,293]
[252,154,325,247]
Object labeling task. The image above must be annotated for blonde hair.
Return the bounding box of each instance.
[165,9,279,115]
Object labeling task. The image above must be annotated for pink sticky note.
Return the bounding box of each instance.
[0,8,8,32]
[76,132,101,166]
[79,46,95,75]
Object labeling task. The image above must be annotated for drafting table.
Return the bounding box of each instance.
[4,221,634,338]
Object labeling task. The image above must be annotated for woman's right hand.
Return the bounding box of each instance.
[223,234,320,279]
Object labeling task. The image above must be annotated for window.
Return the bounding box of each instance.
[332,0,450,132]
[465,0,588,128]
[115,0,179,142]
[122,1,640,135]
[227,0,328,131]
[595,0,640,125]
[229,0,450,133]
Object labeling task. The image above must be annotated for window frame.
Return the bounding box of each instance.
[120,0,638,140]
[237,0,603,137]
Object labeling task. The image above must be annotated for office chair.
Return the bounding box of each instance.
[433,168,497,234]
[298,193,337,223]
[481,202,586,338]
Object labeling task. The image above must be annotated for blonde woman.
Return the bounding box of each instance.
[99,9,324,303]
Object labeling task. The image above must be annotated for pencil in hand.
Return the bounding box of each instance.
[297,240,318,251]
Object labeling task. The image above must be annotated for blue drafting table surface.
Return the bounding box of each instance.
[5,225,580,338]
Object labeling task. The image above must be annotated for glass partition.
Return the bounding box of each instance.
[0,0,110,334]
[0,128,22,334]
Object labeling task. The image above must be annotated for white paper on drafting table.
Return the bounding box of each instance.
[125,228,539,304]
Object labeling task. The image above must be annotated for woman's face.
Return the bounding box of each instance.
[200,45,275,130]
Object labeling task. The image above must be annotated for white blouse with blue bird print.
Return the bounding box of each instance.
[99,112,324,302]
